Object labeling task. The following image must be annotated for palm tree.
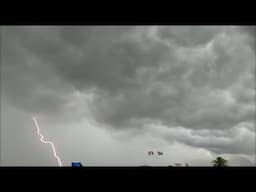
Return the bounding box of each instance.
[212,156,228,167]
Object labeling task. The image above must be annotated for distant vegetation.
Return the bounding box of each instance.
[212,156,228,167]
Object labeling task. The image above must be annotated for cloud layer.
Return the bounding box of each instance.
[1,26,255,165]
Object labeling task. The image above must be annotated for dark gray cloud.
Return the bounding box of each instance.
[3,27,167,92]
[89,27,255,132]
[1,26,255,165]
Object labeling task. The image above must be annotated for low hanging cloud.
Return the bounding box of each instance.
[147,121,255,155]
[1,26,255,165]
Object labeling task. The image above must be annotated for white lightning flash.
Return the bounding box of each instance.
[32,117,62,166]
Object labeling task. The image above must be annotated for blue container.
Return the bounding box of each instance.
[72,162,83,167]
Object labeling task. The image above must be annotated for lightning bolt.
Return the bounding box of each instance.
[32,117,62,166]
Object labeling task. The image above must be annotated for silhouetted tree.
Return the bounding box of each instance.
[212,156,228,167]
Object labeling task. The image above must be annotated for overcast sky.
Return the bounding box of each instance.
[1,26,255,166]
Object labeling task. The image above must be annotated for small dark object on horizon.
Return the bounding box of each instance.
[72,162,83,167]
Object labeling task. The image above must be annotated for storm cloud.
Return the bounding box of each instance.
[1,26,255,166]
